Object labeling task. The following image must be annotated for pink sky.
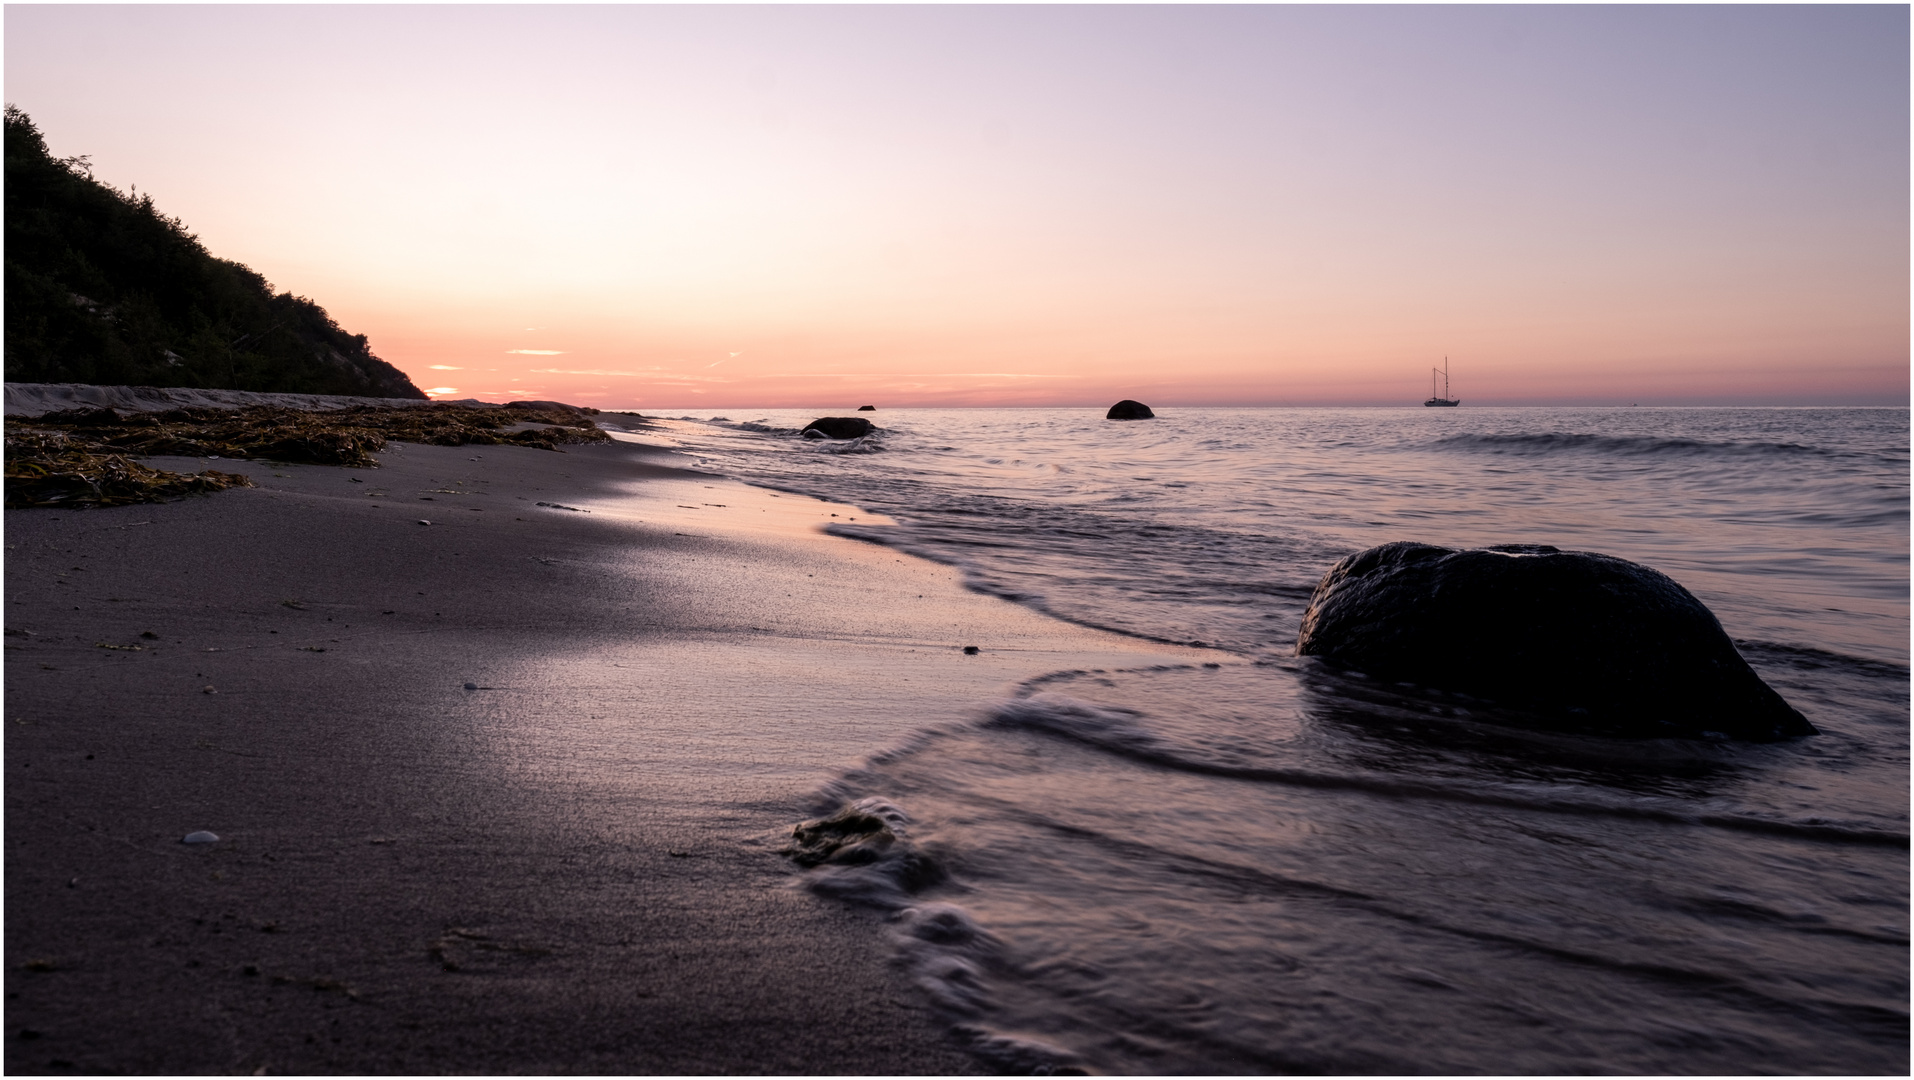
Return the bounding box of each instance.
[7,6,1907,407]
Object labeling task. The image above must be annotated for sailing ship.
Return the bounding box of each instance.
[1424,357,1459,407]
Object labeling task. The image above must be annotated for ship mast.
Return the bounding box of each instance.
[1423,356,1459,406]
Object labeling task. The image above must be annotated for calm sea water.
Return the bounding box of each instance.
[665,407,1909,1074]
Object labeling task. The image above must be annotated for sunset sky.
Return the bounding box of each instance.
[6,5,1907,408]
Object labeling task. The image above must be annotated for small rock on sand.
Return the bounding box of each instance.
[182,831,219,844]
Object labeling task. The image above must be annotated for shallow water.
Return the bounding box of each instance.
[667,407,1908,1073]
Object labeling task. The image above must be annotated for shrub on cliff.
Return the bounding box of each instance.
[4,105,424,399]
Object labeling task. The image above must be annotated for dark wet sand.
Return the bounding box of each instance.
[4,432,1188,1074]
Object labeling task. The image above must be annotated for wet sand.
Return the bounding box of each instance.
[3,431,1192,1074]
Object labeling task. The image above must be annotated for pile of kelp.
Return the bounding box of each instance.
[5,428,255,508]
[5,402,617,509]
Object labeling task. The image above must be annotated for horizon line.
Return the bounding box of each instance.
[571,401,1911,412]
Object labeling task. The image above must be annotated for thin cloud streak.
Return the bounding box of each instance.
[527,367,1076,383]
[757,372,1079,379]
[526,367,730,381]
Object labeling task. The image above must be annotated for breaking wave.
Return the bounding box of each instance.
[1429,430,1895,461]
[687,405,1907,1074]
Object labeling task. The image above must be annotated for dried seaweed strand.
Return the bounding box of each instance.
[5,402,623,509]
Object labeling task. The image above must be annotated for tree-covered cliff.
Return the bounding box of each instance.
[4,106,424,399]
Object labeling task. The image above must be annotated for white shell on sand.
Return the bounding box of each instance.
[418,519,432,526]
[182,831,219,844]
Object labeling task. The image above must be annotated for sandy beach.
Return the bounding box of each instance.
[3,428,1193,1074]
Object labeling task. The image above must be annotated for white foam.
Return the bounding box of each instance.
[892,903,1001,1018]
[991,693,1163,757]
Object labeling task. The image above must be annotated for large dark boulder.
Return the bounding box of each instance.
[1295,542,1815,741]
[802,416,874,439]
[1106,399,1154,420]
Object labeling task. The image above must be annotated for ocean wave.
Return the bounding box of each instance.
[891,902,1002,1017]
[678,408,1906,671]
[720,407,1907,1075]
[1431,431,1838,459]
[949,1027,1087,1075]
[895,903,1092,1073]
[986,675,1909,848]
[781,798,1039,1056]
[806,438,887,455]
[820,505,1331,654]
[1736,639,1912,680]
[719,419,890,454]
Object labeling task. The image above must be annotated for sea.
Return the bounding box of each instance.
[660,406,1908,1075]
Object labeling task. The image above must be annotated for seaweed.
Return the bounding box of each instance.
[4,402,625,509]
[5,438,253,508]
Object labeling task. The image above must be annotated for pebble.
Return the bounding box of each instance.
[417,520,432,526]
[182,831,219,845]
[463,682,479,691]
[963,645,980,655]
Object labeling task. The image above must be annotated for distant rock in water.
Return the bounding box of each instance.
[1295,541,1815,741]
[802,416,875,439]
[857,404,876,411]
[1106,400,1154,420]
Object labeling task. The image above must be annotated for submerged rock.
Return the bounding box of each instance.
[802,416,875,439]
[782,800,943,893]
[783,805,900,868]
[1105,399,1155,420]
[1295,542,1815,741]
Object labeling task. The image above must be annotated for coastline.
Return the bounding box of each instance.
[3,432,1194,1073]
